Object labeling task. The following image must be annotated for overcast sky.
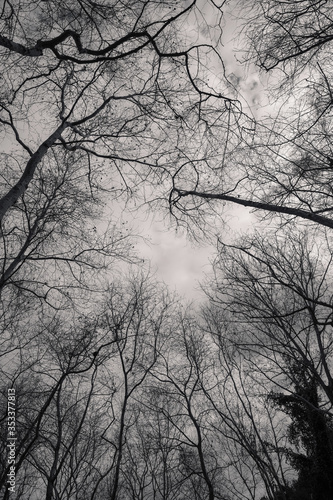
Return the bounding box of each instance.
[92,1,269,302]
[128,3,267,301]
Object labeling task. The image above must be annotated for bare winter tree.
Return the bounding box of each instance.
[170,0,333,233]
[0,0,236,222]
[240,0,333,77]
[0,273,174,499]
[147,310,230,500]
[203,227,333,499]
[3,3,333,500]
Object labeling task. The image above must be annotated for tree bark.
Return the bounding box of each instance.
[175,189,333,229]
[0,122,68,222]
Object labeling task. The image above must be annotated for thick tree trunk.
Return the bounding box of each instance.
[0,123,68,222]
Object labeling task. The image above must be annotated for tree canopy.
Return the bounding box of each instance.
[1,1,333,499]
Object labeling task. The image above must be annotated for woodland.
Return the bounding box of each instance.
[0,1,333,499]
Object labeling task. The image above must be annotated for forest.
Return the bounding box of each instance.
[0,1,333,499]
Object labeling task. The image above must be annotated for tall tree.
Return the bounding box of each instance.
[203,227,333,498]
[0,273,173,499]
[0,0,233,219]
[269,364,333,500]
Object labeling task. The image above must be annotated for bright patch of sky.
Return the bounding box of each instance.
[119,1,264,300]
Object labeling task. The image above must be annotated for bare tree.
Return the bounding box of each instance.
[202,227,333,498]
[0,273,174,499]
[147,310,228,500]
[239,0,333,78]
[167,0,333,233]
[0,0,234,220]
[170,109,333,231]
[199,316,293,500]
